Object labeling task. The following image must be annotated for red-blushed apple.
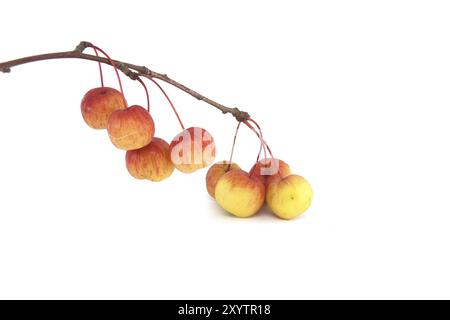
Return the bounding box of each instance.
[249,158,291,186]
[169,127,216,173]
[214,169,265,218]
[205,161,240,198]
[107,105,155,150]
[80,87,127,129]
[266,174,313,220]
[126,137,174,182]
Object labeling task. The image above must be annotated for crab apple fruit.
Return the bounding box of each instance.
[215,169,265,218]
[125,137,174,182]
[266,174,313,220]
[205,161,240,198]
[80,87,127,129]
[169,127,216,173]
[249,158,291,186]
[107,105,155,150]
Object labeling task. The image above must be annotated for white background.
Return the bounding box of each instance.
[0,0,449,300]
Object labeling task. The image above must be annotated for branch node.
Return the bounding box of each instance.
[75,41,93,53]
[128,71,140,80]
[121,65,140,81]
[233,108,250,122]
[1,66,11,73]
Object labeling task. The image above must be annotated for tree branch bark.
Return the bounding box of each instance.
[0,41,250,122]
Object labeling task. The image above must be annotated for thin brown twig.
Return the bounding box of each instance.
[0,41,250,123]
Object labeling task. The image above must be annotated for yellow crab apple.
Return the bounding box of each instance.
[107,105,155,150]
[266,174,313,220]
[205,161,240,198]
[80,87,127,129]
[215,169,265,218]
[169,127,216,173]
[126,137,174,182]
[249,158,291,186]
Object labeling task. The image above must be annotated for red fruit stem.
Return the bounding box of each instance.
[227,121,241,171]
[148,78,185,130]
[92,47,104,87]
[136,77,150,112]
[244,120,274,159]
[257,141,267,162]
[87,44,125,98]
[248,118,268,161]
[246,118,273,160]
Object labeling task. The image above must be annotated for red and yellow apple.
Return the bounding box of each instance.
[266,174,313,220]
[249,158,291,186]
[215,169,265,218]
[80,87,127,129]
[205,161,240,198]
[169,127,216,173]
[126,137,174,182]
[107,105,155,150]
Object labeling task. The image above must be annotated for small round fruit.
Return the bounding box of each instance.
[266,174,313,220]
[249,158,291,186]
[107,105,155,150]
[215,169,265,218]
[80,87,127,129]
[169,127,216,173]
[205,161,240,198]
[126,137,174,182]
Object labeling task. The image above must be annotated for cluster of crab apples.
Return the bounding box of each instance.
[80,73,312,220]
[81,86,215,180]
[0,42,313,221]
[81,45,312,219]
[206,158,312,219]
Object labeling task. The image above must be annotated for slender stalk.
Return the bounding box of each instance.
[91,47,104,87]
[147,78,185,130]
[227,121,242,170]
[87,44,125,98]
[136,77,150,112]
[244,120,274,159]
